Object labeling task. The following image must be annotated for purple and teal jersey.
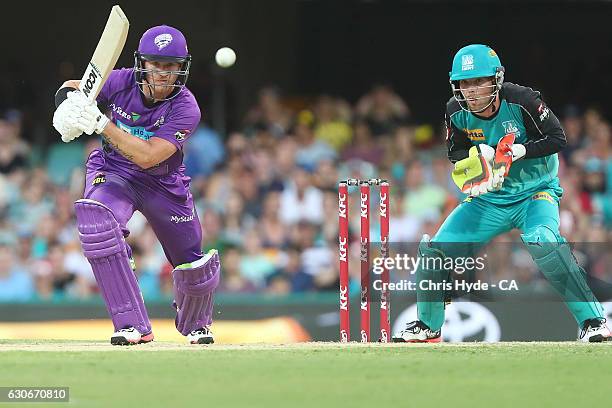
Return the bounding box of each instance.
[96,68,201,175]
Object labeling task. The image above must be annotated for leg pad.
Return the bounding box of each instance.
[173,249,221,336]
[521,224,603,323]
[75,199,152,335]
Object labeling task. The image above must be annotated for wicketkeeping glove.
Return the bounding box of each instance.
[451,144,496,197]
[491,133,526,188]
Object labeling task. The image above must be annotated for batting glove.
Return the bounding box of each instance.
[66,91,110,135]
[52,96,84,143]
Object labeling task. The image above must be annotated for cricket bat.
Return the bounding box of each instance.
[79,5,129,101]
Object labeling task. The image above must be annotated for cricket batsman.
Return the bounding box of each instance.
[393,44,611,343]
[51,25,220,345]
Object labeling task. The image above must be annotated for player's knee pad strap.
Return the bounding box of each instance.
[74,199,151,334]
[521,225,602,316]
[173,249,221,335]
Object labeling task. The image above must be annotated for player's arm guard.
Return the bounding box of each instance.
[451,144,495,196]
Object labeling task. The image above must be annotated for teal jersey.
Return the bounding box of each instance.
[445,82,567,204]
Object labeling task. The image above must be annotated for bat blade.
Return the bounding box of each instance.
[79,5,129,101]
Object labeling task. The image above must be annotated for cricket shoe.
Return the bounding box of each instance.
[187,327,214,344]
[579,318,611,343]
[392,320,442,343]
[110,327,154,346]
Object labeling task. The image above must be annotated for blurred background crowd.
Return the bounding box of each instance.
[0,82,610,302]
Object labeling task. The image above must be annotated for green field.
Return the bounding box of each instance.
[1,341,611,407]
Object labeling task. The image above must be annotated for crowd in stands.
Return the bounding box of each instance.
[0,84,610,302]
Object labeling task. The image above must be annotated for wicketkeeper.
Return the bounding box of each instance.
[393,44,610,343]
[52,25,220,345]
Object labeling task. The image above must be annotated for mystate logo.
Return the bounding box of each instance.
[170,209,195,224]
[110,104,132,121]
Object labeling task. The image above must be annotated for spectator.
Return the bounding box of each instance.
[0,243,34,301]
[244,86,292,138]
[0,109,29,174]
[313,95,353,151]
[239,229,277,288]
[341,120,385,166]
[356,84,410,136]
[279,165,324,226]
[218,246,257,293]
[294,110,337,169]
[183,124,225,179]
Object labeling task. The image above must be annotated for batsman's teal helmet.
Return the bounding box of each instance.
[449,44,505,112]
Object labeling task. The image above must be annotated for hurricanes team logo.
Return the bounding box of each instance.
[154,34,173,50]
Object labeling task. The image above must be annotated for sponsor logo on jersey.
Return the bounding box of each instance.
[153,116,165,128]
[463,128,485,141]
[131,112,141,121]
[461,54,474,71]
[92,173,106,186]
[170,209,195,224]
[110,104,132,121]
[502,120,520,137]
[532,191,556,205]
[116,119,154,141]
[174,130,190,141]
[537,103,550,122]
[154,33,173,50]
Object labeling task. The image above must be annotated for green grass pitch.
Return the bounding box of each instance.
[1,341,611,407]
